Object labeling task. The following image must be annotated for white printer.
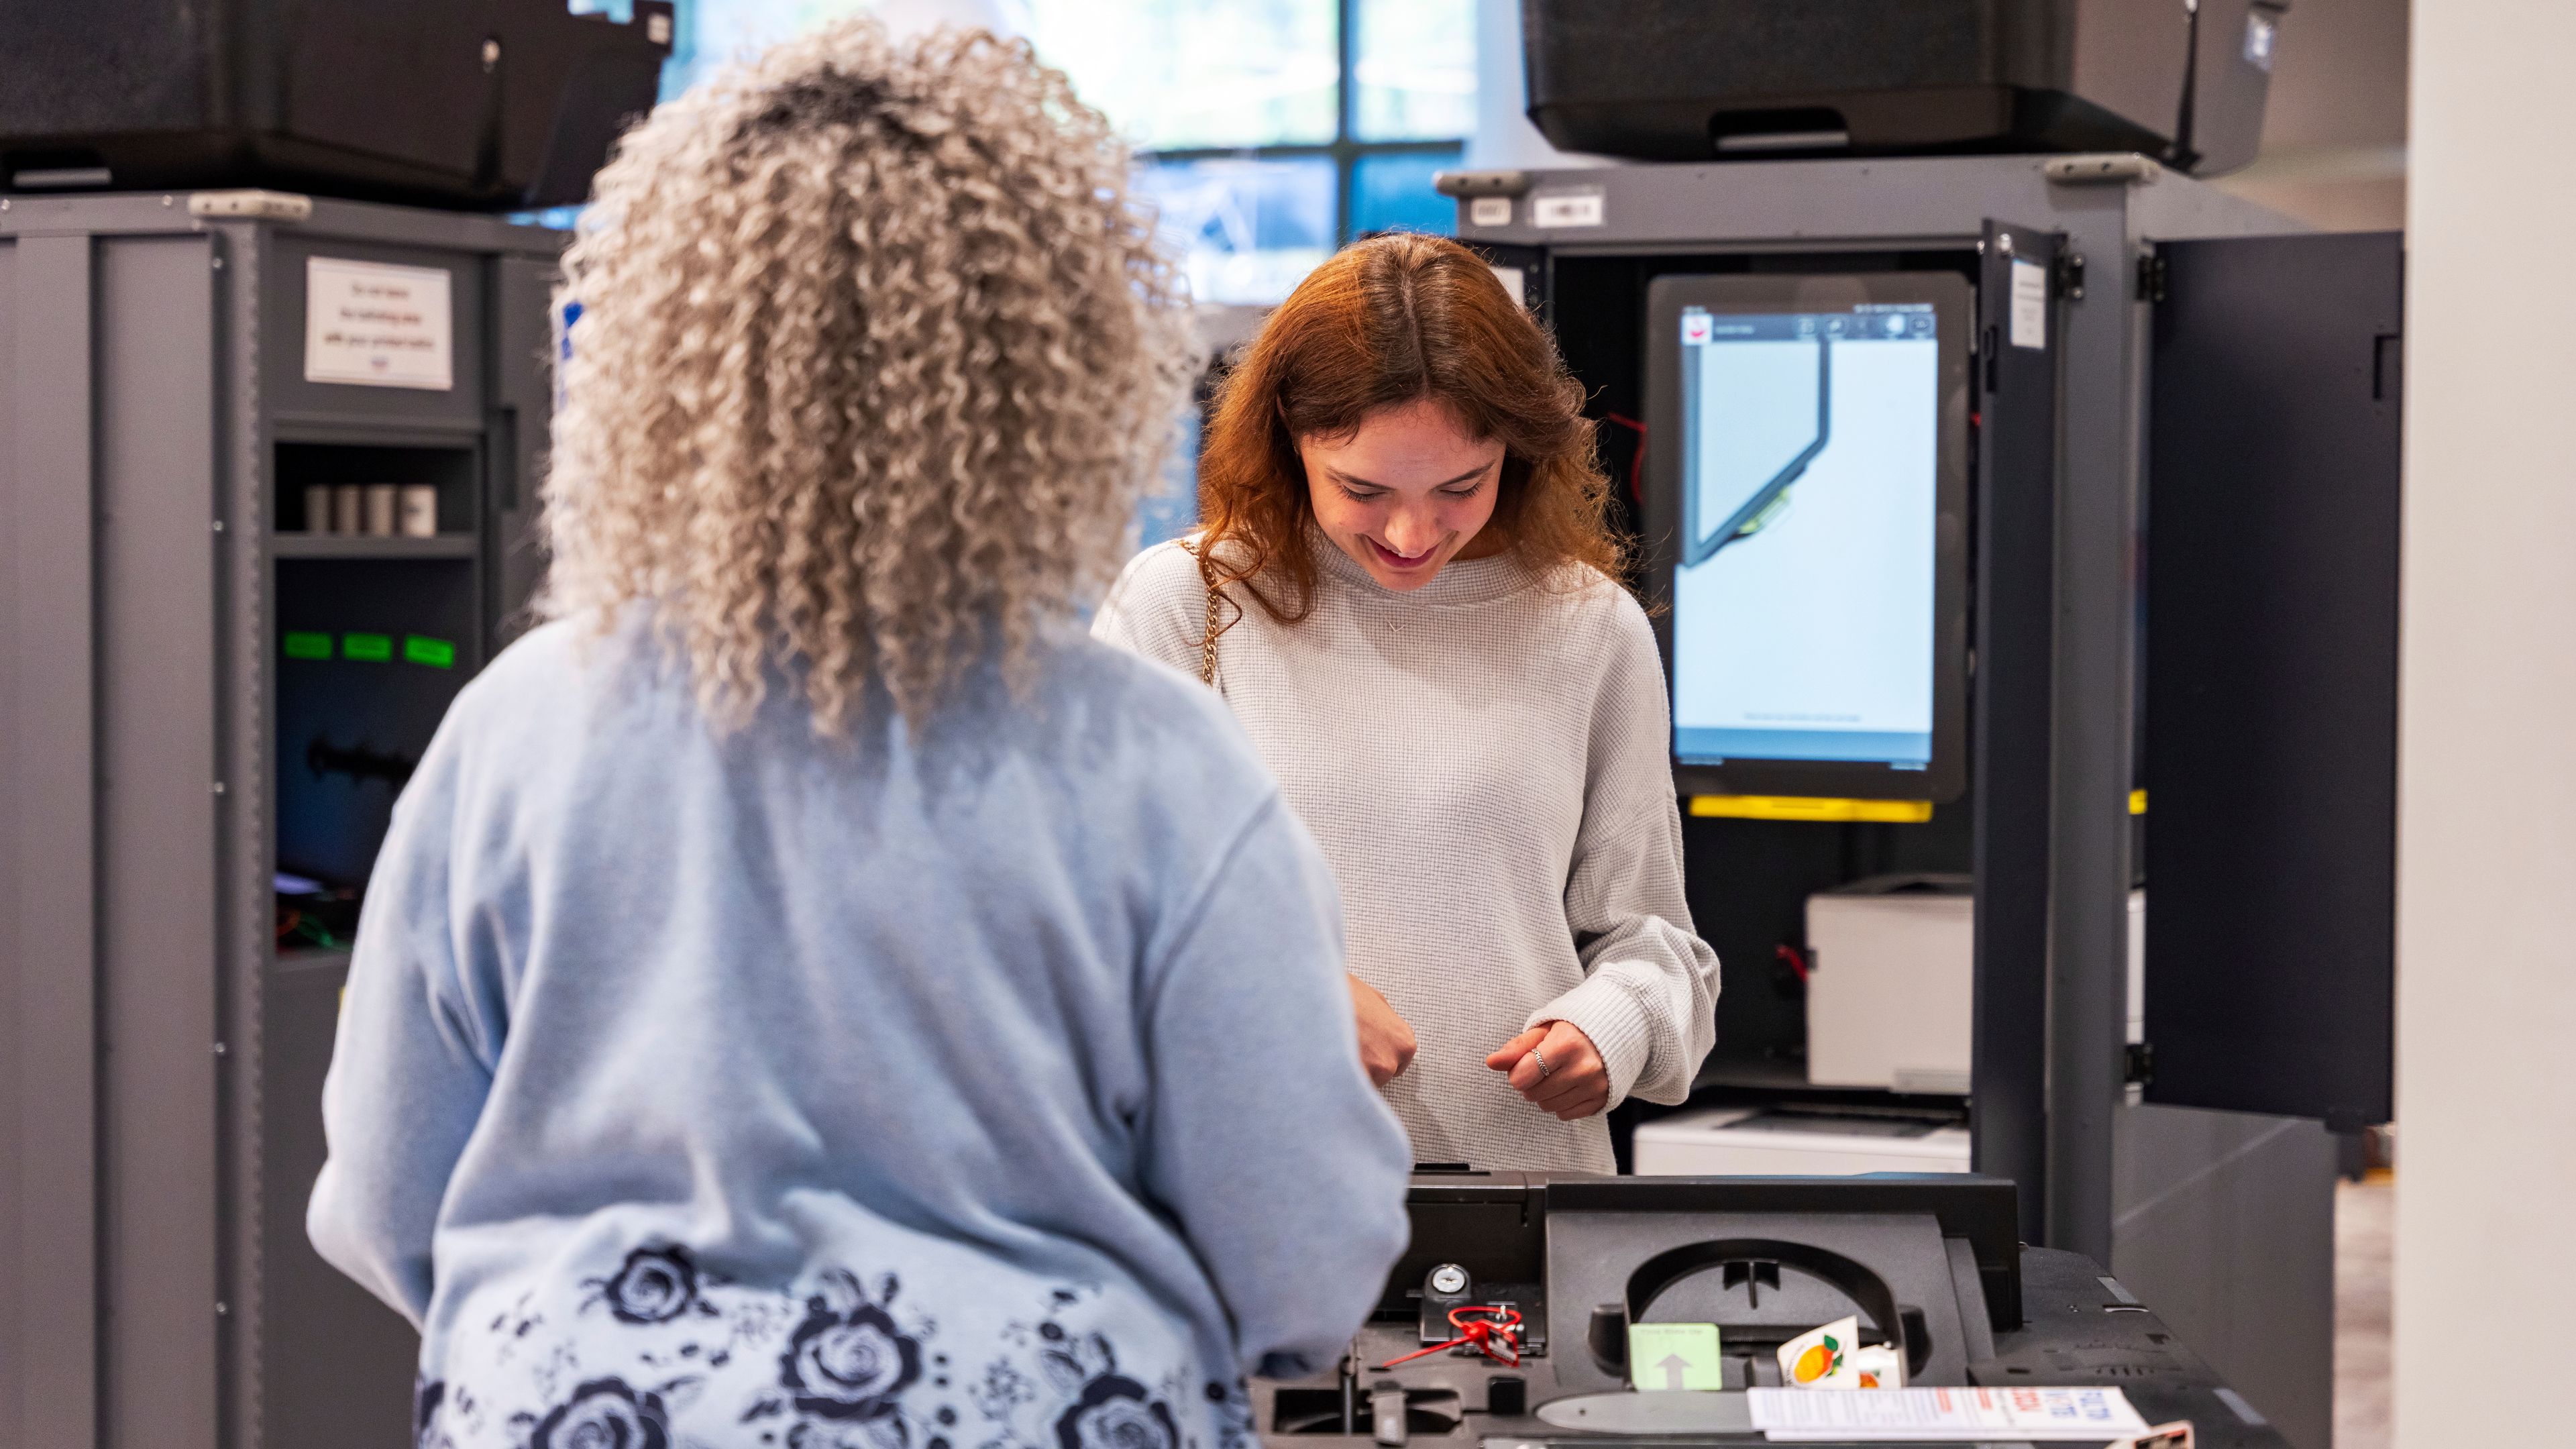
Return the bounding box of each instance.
[1803,874,2145,1093]
[1633,1106,1974,1177]
[1639,877,2145,1180]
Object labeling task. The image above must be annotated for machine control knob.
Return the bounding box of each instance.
[1428,1263,1470,1297]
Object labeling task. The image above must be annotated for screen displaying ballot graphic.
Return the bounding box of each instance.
[1669,303,1941,772]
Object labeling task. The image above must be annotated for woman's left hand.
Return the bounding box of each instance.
[1485,1019,1610,1120]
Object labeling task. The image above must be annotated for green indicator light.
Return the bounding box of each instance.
[342,632,393,662]
[282,631,333,660]
[403,635,456,669]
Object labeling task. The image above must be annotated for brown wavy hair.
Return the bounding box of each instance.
[1194,232,1623,621]
[543,20,1191,733]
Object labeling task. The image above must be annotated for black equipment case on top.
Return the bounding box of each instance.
[0,0,674,209]
[1521,0,2285,175]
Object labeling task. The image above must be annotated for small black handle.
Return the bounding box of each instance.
[1587,1303,1628,1373]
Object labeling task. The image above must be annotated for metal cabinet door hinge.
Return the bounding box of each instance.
[2124,1040,2156,1087]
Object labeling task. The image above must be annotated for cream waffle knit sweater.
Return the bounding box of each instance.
[1093,536,1719,1173]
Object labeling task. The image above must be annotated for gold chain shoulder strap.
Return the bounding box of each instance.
[1177,538,1229,687]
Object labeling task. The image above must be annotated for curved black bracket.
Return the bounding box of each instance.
[1586,1237,1929,1378]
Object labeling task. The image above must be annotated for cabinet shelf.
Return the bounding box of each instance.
[274,533,476,560]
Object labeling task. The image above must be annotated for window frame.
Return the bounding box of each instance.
[1141,0,1465,244]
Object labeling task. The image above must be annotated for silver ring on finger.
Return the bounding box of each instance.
[1532,1046,1553,1079]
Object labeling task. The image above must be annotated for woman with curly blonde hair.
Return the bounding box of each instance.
[1097,234,1718,1175]
[308,23,1408,1449]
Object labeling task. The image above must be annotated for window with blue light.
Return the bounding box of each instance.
[637,0,1472,303]
[566,0,1476,549]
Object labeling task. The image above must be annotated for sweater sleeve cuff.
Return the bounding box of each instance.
[1532,972,1656,1108]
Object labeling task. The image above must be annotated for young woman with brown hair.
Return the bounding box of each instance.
[1094,233,1719,1173]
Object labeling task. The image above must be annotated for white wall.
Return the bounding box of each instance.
[2394,3,2576,1445]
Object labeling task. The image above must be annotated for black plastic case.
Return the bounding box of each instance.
[1520,0,2283,175]
[0,0,673,208]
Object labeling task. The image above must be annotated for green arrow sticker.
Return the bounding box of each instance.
[282,631,332,660]
[342,632,392,663]
[403,635,455,669]
[1627,1322,1725,1392]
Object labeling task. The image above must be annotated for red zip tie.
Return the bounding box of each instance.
[1379,1305,1523,1371]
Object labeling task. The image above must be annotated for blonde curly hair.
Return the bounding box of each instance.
[542,19,1191,732]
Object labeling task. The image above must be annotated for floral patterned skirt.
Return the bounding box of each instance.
[413,1242,1252,1449]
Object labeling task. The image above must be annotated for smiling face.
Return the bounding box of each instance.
[1299,397,1509,592]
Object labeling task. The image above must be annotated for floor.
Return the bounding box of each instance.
[2335,1175,2392,1449]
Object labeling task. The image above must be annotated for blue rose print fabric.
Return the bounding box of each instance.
[415,1245,1250,1449]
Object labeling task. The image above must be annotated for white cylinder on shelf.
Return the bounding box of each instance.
[303,485,331,535]
[364,484,398,537]
[398,485,439,539]
[331,485,364,535]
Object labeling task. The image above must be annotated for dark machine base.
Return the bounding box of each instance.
[1250,1174,2286,1448]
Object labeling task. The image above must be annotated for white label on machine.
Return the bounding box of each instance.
[1489,265,1526,307]
[1749,1386,2147,1441]
[2009,258,2048,351]
[305,256,454,390]
[1469,195,1513,227]
[1530,190,1605,228]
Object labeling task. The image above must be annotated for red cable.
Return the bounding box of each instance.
[1378,1305,1523,1371]
[1777,943,1811,984]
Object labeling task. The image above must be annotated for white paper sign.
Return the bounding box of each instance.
[1489,265,1527,307]
[305,257,454,390]
[2010,258,2048,351]
[1750,1385,2148,1442]
[1531,191,1605,228]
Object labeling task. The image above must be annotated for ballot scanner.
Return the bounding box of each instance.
[1252,1173,2288,1448]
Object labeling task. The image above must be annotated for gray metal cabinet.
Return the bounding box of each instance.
[1,190,559,1449]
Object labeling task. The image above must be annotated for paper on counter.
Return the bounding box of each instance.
[1748,1385,2149,1441]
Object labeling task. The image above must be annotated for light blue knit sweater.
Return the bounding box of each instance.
[308,617,1411,1449]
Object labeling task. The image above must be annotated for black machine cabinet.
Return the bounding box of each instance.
[2141,231,2403,1131]
[0,0,674,207]
[1454,156,2372,1449]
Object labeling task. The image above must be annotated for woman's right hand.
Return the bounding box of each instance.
[1348,975,1418,1087]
